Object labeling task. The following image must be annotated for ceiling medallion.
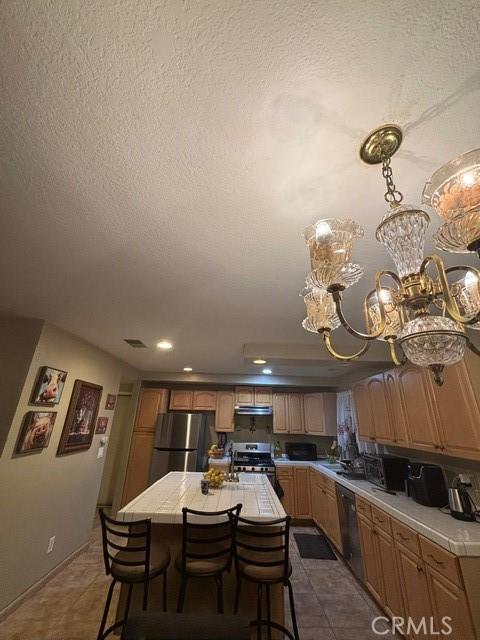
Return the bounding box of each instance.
[301,124,480,385]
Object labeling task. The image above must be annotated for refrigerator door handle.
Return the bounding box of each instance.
[154,447,198,452]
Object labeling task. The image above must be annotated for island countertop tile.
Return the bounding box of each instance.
[117,471,286,524]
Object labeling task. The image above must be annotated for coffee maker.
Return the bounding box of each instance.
[448,475,479,522]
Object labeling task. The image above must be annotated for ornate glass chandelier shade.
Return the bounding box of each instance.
[299,124,480,385]
[376,205,430,278]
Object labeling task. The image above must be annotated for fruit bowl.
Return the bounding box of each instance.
[208,448,225,458]
[203,468,225,489]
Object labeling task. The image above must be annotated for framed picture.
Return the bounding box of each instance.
[15,412,57,455]
[95,416,109,434]
[105,394,116,410]
[57,380,103,455]
[31,367,67,406]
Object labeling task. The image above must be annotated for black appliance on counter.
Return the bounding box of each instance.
[363,453,409,491]
[285,442,317,461]
[407,463,449,507]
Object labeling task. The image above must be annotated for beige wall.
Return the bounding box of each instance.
[0,321,138,611]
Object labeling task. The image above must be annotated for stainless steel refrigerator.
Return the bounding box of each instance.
[149,413,208,483]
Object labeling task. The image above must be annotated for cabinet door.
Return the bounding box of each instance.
[432,361,480,460]
[121,431,155,507]
[215,391,235,432]
[426,565,475,640]
[352,380,373,441]
[169,390,193,410]
[395,544,432,639]
[367,374,394,443]
[383,370,409,445]
[377,528,404,619]
[396,365,441,453]
[326,489,342,553]
[235,386,254,405]
[273,393,288,433]
[254,386,272,407]
[135,389,169,431]
[358,515,384,604]
[193,390,217,411]
[279,475,295,516]
[310,476,322,527]
[303,393,325,434]
[287,394,304,434]
[294,467,311,518]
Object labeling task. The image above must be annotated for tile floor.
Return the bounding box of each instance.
[0,520,398,639]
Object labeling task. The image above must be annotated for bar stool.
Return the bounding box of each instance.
[97,508,171,640]
[175,504,242,614]
[231,514,299,640]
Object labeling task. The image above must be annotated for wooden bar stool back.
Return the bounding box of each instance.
[231,514,299,640]
[175,504,242,614]
[98,508,171,640]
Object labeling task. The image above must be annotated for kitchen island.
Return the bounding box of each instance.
[116,472,286,621]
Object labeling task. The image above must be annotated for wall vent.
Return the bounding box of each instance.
[124,339,147,348]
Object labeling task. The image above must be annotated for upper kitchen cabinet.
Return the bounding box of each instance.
[431,359,480,460]
[352,379,374,441]
[192,390,217,411]
[287,393,304,434]
[169,389,194,411]
[395,365,442,453]
[135,388,169,432]
[235,386,272,407]
[303,392,337,435]
[366,375,394,443]
[273,392,288,433]
[215,391,235,432]
[254,386,273,406]
[383,370,409,445]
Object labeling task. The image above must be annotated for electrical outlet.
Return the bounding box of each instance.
[47,536,55,554]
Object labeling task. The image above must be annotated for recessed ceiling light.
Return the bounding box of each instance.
[253,359,267,365]
[262,368,272,375]
[183,367,193,372]
[157,340,173,350]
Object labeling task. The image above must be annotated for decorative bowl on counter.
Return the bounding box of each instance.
[208,447,225,458]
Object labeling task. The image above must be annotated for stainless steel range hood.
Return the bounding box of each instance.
[234,405,273,416]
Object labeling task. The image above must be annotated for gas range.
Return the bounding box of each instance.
[231,442,275,475]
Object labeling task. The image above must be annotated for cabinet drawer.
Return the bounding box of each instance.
[276,466,294,479]
[355,495,372,520]
[392,519,420,556]
[420,536,462,587]
[371,505,392,536]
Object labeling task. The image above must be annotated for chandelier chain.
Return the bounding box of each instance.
[382,155,404,206]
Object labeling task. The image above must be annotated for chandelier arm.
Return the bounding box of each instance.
[420,255,480,325]
[386,337,407,366]
[322,329,370,361]
[330,273,388,340]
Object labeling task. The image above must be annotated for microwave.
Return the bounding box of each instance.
[363,454,409,491]
[284,442,317,461]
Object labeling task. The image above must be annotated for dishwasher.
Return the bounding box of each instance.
[336,484,364,581]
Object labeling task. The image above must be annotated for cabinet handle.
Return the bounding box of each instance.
[416,564,423,572]
[397,532,409,542]
[376,518,385,524]
[427,553,444,565]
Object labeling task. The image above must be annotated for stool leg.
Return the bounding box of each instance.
[177,575,188,613]
[256,584,262,640]
[163,570,168,612]
[142,577,149,611]
[216,574,224,614]
[97,579,116,640]
[234,577,242,614]
[266,584,272,640]
[125,583,133,621]
[286,580,299,640]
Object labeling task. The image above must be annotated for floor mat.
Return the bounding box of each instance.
[294,533,337,560]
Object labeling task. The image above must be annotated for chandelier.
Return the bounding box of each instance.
[301,124,480,385]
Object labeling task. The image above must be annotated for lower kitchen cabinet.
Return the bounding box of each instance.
[277,467,295,515]
[376,527,404,619]
[325,487,342,552]
[395,543,432,639]
[293,467,311,518]
[358,514,384,604]
[425,565,475,640]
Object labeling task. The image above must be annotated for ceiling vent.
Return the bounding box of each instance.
[124,339,147,348]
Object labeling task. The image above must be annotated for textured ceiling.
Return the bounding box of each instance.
[1,0,479,380]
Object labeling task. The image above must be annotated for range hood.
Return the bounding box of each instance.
[234,405,273,416]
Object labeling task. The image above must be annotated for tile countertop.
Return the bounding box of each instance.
[117,471,286,524]
[275,459,480,556]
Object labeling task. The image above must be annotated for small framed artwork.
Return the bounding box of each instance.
[57,380,103,455]
[31,367,68,406]
[95,416,109,434]
[15,412,57,455]
[105,394,116,410]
